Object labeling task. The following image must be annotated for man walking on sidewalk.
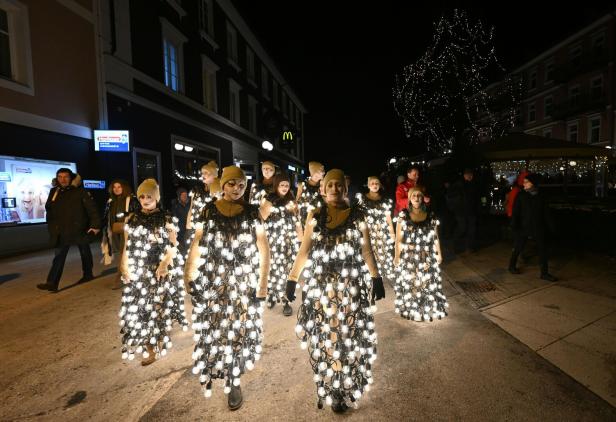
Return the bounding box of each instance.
[37,168,101,292]
[508,173,557,281]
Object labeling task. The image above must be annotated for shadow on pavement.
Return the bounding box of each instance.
[0,273,21,285]
[54,268,118,293]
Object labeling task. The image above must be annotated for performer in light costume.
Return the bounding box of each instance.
[356,176,395,281]
[296,161,325,226]
[260,172,303,316]
[119,179,188,366]
[393,187,448,321]
[249,161,276,205]
[186,161,221,241]
[285,169,385,413]
[184,166,270,410]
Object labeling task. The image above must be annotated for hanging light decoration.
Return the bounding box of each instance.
[393,9,521,155]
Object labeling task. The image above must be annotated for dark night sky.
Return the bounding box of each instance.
[233,1,614,181]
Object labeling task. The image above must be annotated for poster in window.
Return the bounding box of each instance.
[0,155,77,225]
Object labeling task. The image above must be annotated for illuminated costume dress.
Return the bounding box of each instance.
[395,211,448,321]
[264,192,300,306]
[297,179,322,226]
[187,184,215,249]
[357,194,395,281]
[249,181,273,206]
[295,204,377,409]
[188,201,265,397]
[119,209,189,361]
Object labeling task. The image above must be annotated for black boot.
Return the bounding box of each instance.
[540,273,558,282]
[77,274,94,284]
[37,283,58,292]
[282,301,293,316]
[331,393,348,414]
[228,386,243,410]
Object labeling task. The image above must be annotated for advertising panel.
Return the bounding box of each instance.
[0,155,77,225]
[94,130,130,152]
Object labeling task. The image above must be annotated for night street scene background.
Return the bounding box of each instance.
[1,1,616,421]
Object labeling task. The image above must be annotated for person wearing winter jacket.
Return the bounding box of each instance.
[504,171,528,218]
[37,169,101,292]
[101,179,140,289]
[508,173,557,281]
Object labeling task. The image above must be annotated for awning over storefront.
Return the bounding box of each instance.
[476,133,610,161]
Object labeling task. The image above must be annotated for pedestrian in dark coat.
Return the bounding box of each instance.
[508,173,557,281]
[37,169,101,292]
[447,168,480,253]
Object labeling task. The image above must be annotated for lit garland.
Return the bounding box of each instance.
[188,202,265,397]
[395,211,448,321]
[119,210,188,361]
[491,158,604,182]
[249,182,273,206]
[263,196,301,305]
[187,184,216,249]
[297,179,322,226]
[393,9,520,155]
[295,205,377,409]
[356,194,395,281]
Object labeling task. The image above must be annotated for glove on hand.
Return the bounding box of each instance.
[285,280,297,302]
[372,276,385,302]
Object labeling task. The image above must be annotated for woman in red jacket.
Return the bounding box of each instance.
[505,171,528,218]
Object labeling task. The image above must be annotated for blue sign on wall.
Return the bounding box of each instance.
[83,180,106,189]
[94,130,130,152]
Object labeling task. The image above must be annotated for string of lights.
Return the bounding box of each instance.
[295,206,377,409]
[297,180,322,226]
[119,211,189,362]
[394,212,448,321]
[393,9,520,155]
[186,185,215,251]
[249,183,271,206]
[356,194,395,281]
[264,199,301,305]
[188,203,265,398]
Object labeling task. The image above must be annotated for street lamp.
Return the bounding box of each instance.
[174,143,184,151]
[262,140,274,151]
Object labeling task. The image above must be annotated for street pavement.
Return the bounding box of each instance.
[445,241,616,408]
[0,245,615,421]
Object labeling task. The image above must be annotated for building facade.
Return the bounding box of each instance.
[0,0,103,255]
[100,0,307,198]
[513,12,615,146]
[0,0,307,256]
